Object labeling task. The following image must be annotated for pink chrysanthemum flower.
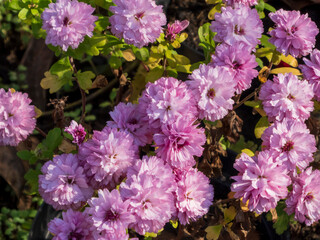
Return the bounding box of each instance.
[259,73,314,122]
[286,168,320,225]
[166,20,189,42]
[78,127,139,190]
[87,189,134,239]
[223,0,258,7]
[175,168,214,225]
[268,9,319,58]
[187,64,236,121]
[41,0,98,51]
[231,151,291,214]
[107,102,153,147]
[301,49,320,101]
[126,155,176,193]
[48,209,94,240]
[39,154,93,210]
[210,43,258,94]
[154,117,206,170]
[261,118,316,171]
[210,6,263,49]
[109,0,166,48]
[120,172,175,235]
[0,89,36,146]
[64,120,86,145]
[138,77,197,128]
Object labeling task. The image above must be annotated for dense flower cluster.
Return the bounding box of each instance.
[187,64,235,121]
[78,127,139,189]
[41,0,98,51]
[268,9,319,57]
[259,73,314,122]
[210,6,263,49]
[39,154,93,210]
[286,168,320,225]
[0,89,36,146]
[109,0,166,48]
[222,0,258,7]
[301,49,320,101]
[231,151,291,214]
[210,43,258,94]
[166,20,189,41]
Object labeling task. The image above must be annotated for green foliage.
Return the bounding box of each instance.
[76,70,96,91]
[198,23,216,63]
[267,201,294,235]
[254,116,269,139]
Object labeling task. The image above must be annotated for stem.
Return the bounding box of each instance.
[69,56,86,124]
[177,224,184,240]
[163,53,167,77]
[35,127,47,137]
[233,88,259,110]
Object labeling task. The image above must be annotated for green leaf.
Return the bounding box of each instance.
[44,128,63,152]
[272,202,291,235]
[93,0,113,9]
[40,71,69,94]
[7,0,22,10]
[208,3,222,20]
[24,167,41,195]
[170,220,178,229]
[50,57,73,79]
[76,70,95,91]
[17,150,38,164]
[244,100,262,108]
[18,8,29,20]
[95,16,110,31]
[254,116,269,139]
[205,225,223,240]
[133,47,150,62]
[145,66,164,83]
[270,67,301,75]
[264,3,276,12]
[108,56,122,69]
[260,35,276,50]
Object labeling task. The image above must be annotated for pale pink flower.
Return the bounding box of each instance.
[269,9,319,58]
[187,64,235,121]
[286,168,320,225]
[259,73,314,122]
[41,0,98,51]
[231,151,291,214]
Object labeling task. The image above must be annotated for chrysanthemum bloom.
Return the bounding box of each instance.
[107,102,153,147]
[41,0,98,51]
[300,49,320,101]
[120,173,175,235]
[154,117,206,170]
[65,120,86,145]
[268,9,319,58]
[231,151,291,214]
[87,189,134,239]
[261,118,316,171]
[223,0,258,7]
[109,0,166,48]
[126,155,176,193]
[48,209,94,240]
[166,20,189,42]
[286,168,320,225]
[210,43,258,94]
[39,154,93,210]
[78,127,139,189]
[0,89,36,146]
[138,77,197,128]
[210,6,263,49]
[259,73,314,122]
[187,64,236,121]
[175,168,214,225]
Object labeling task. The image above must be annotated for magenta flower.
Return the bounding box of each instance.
[166,20,189,41]
[78,127,139,190]
[268,9,319,58]
[231,151,291,214]
[301,49,320,101]
[0,89,36,146]
[39,154,93,210]
[107,102,153,146]
[286,168,320,225]
[154,117,206,170]
[48,209,94,240]
[259,73,314,122]
[187,64,235,121]
[210,6,263,49]
[261,118,316,172]
[138,77,197,128]
[87,189,134,239]
[223,0,258,7]
[210,43,258,94]
[41,0,98,51]
[126,155,176,194]
[65,120,86,145]
[120,171,175,235]
[175,168,214,225]
[109,0,166,48]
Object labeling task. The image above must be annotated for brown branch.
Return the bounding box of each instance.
[35,127,47,137]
